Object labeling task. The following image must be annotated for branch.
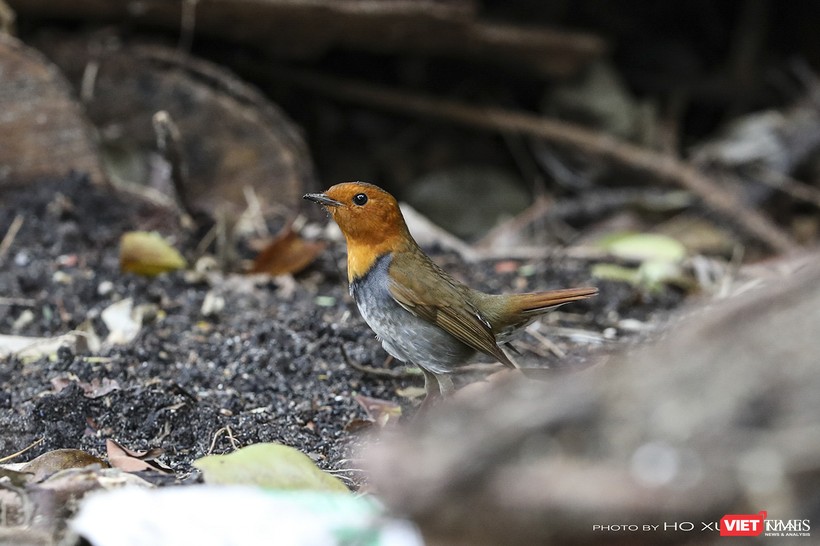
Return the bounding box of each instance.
[271,67,799,253]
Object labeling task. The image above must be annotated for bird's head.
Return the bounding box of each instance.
[304,182,413,278]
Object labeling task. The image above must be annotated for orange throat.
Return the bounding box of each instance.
[344,235,398,282]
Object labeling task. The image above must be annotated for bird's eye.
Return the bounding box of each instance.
[352,193,368,206]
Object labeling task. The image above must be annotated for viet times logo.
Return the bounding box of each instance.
[762,517,812,538]
[592,511,810,538]
[721,512,811,537]
[721,511,767,536]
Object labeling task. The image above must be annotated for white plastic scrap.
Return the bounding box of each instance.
[71,485,424,546]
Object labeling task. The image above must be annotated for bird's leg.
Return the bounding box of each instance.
[421,367,443,402]
[415,368,456,417]
[437,374,454,396]
[416,367,444,415]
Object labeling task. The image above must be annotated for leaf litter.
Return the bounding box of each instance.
[0,174,673,543]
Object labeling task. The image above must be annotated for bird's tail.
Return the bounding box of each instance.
[503,287,599,315]
[478,286,598,339]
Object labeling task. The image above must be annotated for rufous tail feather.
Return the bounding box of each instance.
[507,287,598,315]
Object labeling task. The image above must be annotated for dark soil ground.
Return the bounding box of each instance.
[0,173,681,483]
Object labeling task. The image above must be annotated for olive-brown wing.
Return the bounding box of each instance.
[386,252,514,368]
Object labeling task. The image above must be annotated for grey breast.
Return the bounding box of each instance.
[350,253,474,374]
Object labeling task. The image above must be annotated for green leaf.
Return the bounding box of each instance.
[638,260,684,287]
[592,261,685,293]
[597,232,686,263]
[591,263,640,284]
[194,443,349,493]
[594,233,689,291]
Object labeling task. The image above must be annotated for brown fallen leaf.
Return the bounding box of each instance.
[0,467,35,487]
[249,226,326,276]
[354,394,402,427]
[25,466,155,534]
[344,418,375,433]
[120,231,187,277]
[21,449,108,482]
[84,377,121,398]
[106,439,172,474]
[51,375,120,399]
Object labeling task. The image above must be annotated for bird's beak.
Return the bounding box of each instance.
[303,192,342,207]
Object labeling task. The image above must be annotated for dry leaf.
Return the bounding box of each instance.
[21,449,108,482]
[344,419,375,433]
[75,318,102,353]
[355,395,402,427]
[394,386,426,400]
[100,298,142,345]
[106,439,171,474]
[120,231,187,277]
[84,378,121,398]
[0,466,36,487]
[52,375,120,398]
[0,333,79,360]
[200,290,225,317]
[249,227,326,276]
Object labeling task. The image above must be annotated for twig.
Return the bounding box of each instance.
[468,245,610,262]
[529,139,599,190]
[453,362,507,373]
[324,470,359,487]
[106,176,177,209]
[207,425,240,454]
[525,323,566,358]
[241,186,270,237]
[194,224,218,258]
[215,207,237,271]
[327,467,367,476]
[0,214,23,264]
[340,345,417,378]
[80,60,99,102]
[0,437,44,463]
[542,326,608,344]
[178,0,199,53]
[152,110,195,218]
[724,0,769,119]
[0,0,15,36]
[271,67,798,253]
[477,187,693,249]
[476,195,566,248]
[0,297,36,306]
[331,457,367,467]
[751,167,820,209]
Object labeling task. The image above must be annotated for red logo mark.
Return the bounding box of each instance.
[720,511,767,536]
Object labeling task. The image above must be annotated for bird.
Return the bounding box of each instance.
[304,182,598,408]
